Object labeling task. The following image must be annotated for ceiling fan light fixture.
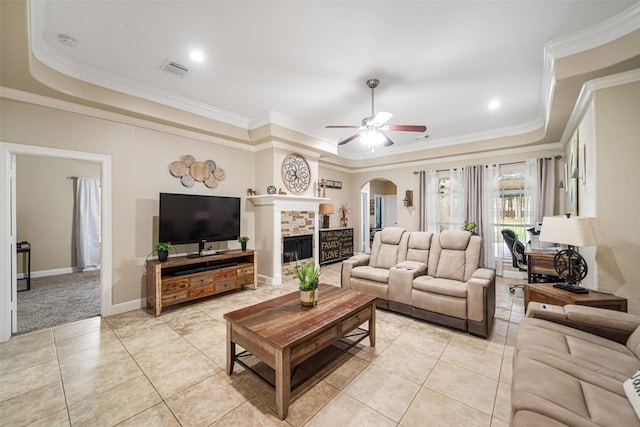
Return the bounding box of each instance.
[360,130,385,146]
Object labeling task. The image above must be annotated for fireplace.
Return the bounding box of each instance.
[248,195,328,285]
[283,234,313,263]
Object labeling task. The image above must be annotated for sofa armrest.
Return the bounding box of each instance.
[341,254,370,289]
[466,268,496,322]
[389,261,427,305]
[526,302,640,344]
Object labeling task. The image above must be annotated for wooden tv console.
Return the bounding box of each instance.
[146,250,257,316]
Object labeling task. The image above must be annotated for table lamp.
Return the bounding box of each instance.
[319,203,334,229]
[538,214,606,293]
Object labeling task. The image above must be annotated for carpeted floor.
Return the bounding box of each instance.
[16,271,101,334]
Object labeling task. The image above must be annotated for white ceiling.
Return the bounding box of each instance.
[31,1,638,159]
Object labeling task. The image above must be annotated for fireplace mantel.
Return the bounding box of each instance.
[248,195,329,206]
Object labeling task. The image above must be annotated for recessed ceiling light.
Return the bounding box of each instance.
[189,50,204,62]
[488,99,501,110]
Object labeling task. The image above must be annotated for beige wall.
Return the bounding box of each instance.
[1,99,256,305]
[16,155,100,273]
[317,166,354,229]
[577,81,640,313]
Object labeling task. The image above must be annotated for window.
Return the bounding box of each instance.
[496,169,533,258]
[437,177,450,232]
[437,166,534,258]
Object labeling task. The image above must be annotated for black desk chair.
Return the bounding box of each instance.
[501,229,527,293]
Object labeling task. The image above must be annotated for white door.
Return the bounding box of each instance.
[360,185,370,253]
[384,195,397,226]
[9,155,17,335]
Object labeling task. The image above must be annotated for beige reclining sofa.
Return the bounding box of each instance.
[341,227,496,338]
[513,303,640,426]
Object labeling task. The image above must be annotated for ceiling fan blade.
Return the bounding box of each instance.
[326,125,360,129]
[372,111,393,126]
[388,125,427,132]
[381,132,394,147]
[338,133,360,145]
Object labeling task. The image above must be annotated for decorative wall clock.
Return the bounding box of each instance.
[282,153,311,194]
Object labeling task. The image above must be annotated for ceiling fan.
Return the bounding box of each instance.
[326,78,427,147]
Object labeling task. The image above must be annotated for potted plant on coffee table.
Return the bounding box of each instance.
[154,242,172,262]
[292,261,322,307]
[238,236,249,251]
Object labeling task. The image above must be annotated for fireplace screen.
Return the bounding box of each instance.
[283,234,313,263]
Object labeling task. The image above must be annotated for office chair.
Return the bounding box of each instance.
[501,229,527,293]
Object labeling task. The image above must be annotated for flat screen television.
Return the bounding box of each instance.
[159,193,241,246]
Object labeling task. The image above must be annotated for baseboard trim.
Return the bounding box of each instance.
[18,267,78,279]
[111,298,145,315]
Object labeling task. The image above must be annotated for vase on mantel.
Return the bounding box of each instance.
[300,289,318,307]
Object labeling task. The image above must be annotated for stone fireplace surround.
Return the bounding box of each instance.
[248,195,329,285]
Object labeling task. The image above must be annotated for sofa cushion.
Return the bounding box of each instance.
[406,231,432,263]
[412,276,467,298]
[512,351,640,426]
[412,289,467,319]
[351,266,390,283]
[379,227,405,245]
[628,326,640,358]
[440,230,471,250]
[517,318,640,379]
[369,227,407,269]
[435,249,466,281]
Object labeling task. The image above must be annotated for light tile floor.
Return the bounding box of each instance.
[0,263,525,426]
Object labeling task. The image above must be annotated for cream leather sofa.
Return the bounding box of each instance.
[341,227,496,338]
[513,303,640,426]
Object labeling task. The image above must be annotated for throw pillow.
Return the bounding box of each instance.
[623,370,640,420]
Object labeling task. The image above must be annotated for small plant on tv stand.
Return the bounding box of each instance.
[154,242,172,262]
[238,236,250,251]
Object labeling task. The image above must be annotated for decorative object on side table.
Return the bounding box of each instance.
[539,214,606,294]
[154,242,172,262]
[319,203,334,228]
[339,202,350,227]
[292,261,322,307]
[237,236,249,251]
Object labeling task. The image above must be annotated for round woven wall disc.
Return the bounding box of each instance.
[190,161,210,182]
[204,175,219,188]
[213,168,226,181]
[169,161,187,177]
[205,160,217,172]
[181,174,195,188]
[180,154,196,167]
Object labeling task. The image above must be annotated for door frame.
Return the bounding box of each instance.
[0,142,112,342]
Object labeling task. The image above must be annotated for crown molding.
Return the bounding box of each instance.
[560,68,640,146]
[321,142,564,174]
[545,2,640,59]
[0,86,256,152]
[337,116,544,161]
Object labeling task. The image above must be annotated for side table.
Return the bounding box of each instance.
[524,282,627,312]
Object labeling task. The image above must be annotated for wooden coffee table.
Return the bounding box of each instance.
[224,283,376,419]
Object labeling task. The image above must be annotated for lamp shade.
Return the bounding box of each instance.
[319,203,334,215]
[539,215,606,247]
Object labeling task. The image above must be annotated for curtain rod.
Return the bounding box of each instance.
[413,155,562,174]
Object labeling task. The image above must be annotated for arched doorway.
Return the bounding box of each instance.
[359,178,397,253]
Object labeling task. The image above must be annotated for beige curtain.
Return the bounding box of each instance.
[537,157,556,220]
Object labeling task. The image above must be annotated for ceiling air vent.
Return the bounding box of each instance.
[161,60,189,77]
